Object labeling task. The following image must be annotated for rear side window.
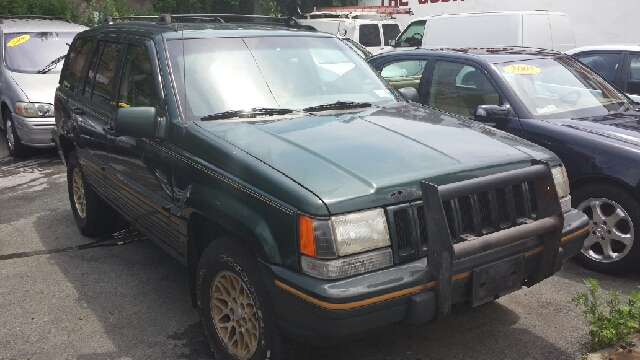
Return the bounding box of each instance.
[83,41,123,108]
[627,54,640,96]
[396,21,426,47]
[118,44,159,108]
[61,38,92,93]
[382,24,401,46]
[574,53,622,83]
[359,24,381,47]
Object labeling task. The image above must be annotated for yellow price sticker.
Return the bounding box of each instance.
[503,64,541,75]
[7,35,30,47]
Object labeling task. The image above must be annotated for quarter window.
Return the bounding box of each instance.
[429,61,500,118]
[119,44,159,108]
[61,38,92,92]
[574,53,622,83]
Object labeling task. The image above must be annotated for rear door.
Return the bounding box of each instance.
[73,35,124,169]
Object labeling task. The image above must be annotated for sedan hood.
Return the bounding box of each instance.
[196,103,556,214]
[546,110,640,148]
[10,72,60,104]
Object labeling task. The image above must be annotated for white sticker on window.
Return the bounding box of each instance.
[536,105,558,114]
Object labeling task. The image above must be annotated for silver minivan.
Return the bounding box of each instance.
[0,17,86,157]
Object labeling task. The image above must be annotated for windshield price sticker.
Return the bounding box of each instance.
[503,64,541,75]
[7,35,30,47]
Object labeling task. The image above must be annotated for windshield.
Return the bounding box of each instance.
[166,36,395,120]
[4,32,78,73]
[496,56,632,119]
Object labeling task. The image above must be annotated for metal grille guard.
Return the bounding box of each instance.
[420,161,563,317]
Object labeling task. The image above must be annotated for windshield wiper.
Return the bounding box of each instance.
[37,55,66,74]
[303,101,371,113]
[201,107,294,121]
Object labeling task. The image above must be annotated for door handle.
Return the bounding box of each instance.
[103,125,118,137]
[70,106,85,115]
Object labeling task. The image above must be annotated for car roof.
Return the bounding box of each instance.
[410,10,566,22]
[0,18,87,33]
[373,46,563,63]
[566,45,640,54]
[76,16,326,40]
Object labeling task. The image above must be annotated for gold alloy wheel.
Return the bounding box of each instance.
[72,168,87,219]
[211,270,259,359]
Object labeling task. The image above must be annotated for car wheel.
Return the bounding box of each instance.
[4,109,28,157]
[573,183,640,273]
[197,236,286,360]
[67,150,122,236]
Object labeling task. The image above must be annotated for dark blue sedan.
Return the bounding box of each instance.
[369,47,640,274]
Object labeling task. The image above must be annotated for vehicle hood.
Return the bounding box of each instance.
[544,110,640,148]
[10,72,60,104]
[196,103,558,214]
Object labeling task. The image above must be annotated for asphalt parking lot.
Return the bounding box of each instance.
[0,134,638,360]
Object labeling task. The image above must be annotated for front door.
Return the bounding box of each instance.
[107,38,180,254]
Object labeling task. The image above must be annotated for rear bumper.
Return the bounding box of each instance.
[13,113,55,148]
[260,208,588,345]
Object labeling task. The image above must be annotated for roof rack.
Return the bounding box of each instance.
[0,15,73,24]
[102,14,312,29]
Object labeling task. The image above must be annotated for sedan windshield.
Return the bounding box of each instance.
[4,32,78,74]
[166,36,395,120]
[496,56,632,119]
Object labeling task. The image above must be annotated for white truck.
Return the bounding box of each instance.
[358,0,640,48]
[298,6,409,54]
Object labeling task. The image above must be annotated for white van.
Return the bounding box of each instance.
[299,7,407,54]
[391,11,575,52]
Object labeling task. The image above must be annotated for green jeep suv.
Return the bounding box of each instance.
[53,15,589,360]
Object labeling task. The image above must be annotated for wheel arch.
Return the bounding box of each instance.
[570,173,640,205]
[58,134,76,164]
[185,210,273,308]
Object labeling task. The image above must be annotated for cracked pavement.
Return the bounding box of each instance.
[0,133,638,360]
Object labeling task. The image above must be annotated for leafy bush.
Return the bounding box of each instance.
[572,278,640,351]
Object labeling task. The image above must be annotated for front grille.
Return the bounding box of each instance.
[387,182,538,264]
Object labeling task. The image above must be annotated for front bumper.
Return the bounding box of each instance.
[12,113,55,148]
[260,208,588,345]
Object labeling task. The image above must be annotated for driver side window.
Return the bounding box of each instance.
[429,61,500,118]
[396,21,426,48]
[118,43,159,109]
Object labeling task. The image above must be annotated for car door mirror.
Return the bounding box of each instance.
[474,105,509,124]
[389,39,396,47]
[115,107,160,139]
[397,87,420,102]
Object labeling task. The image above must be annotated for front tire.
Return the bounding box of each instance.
[67,150,121,236]
[196,237,285,360]
[4,109,28,158]
[573,183,640,273]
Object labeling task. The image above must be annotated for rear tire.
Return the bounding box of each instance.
[4,110,28,158]
[572,183,640,274]
[67,150,122,236]
[196,236,285,360]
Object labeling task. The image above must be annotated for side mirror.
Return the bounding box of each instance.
[397,87,420,102]
[474,105,509,124]
[115,107,160,138]
[389,39,396,47]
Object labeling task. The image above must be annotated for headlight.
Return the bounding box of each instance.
[551,165,570,198]
[551,165,571,213]
[298,208,392,279]
[16,102,54,118]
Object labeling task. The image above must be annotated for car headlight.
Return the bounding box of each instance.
[16,102,54,118]
[551,165,571,213]
[298,208,392,279]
